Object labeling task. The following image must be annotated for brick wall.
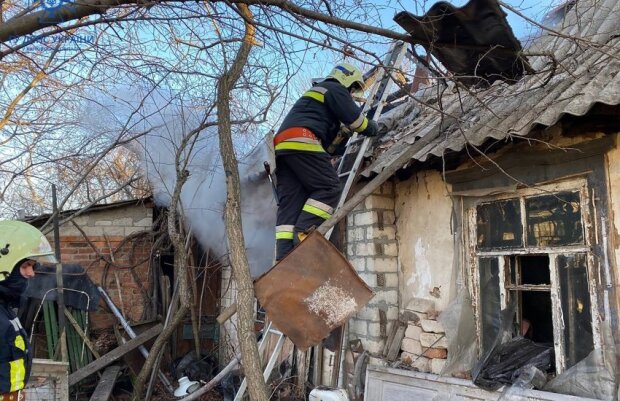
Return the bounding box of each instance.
[399,298,447,374]
[346,182,399,359]
[45,204,153,328]
[346,182,450,375]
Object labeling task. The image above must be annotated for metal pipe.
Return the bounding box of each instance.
[98,286,174,393]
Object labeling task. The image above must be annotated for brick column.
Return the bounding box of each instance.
[346,182,399,358]
[400,298,448,374]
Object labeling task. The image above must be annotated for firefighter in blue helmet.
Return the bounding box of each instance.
[0,221,57,399]
[274,63,379,261]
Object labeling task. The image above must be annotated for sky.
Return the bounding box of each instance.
[275,0,560,103]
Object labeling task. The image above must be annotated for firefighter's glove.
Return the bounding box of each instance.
[377,122,389,136]
[361,119,379,137]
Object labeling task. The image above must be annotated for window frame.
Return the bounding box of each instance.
[467,179,601,374]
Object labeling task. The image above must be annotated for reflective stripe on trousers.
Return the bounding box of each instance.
[275,152,341,261]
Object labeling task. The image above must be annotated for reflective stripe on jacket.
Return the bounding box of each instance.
[275,79,373,154]
[0,304,31,395]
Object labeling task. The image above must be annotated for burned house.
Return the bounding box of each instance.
[334,0,620,399]
[26,198,156,329]
[18,0,619,398]
[22,197,223,398]
[209,1,620,400]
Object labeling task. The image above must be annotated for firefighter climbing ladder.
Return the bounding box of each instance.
[327,40,408,239]
[234,41,408,400]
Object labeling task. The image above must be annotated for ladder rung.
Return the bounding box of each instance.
[268,328,283,336]
[349,135,365,143]
[338,171,351,178]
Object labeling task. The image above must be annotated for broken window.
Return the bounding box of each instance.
[478,258,501,354]
[507,256,554,344]
[473,186,597,375]
[525,192,584,247]
[476,199,522,249]
[558,253,593,368]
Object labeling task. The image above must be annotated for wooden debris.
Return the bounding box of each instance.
[385,319,407,362]
[383,321,398,357]
[69,323,163,386]
[89,365,121,401]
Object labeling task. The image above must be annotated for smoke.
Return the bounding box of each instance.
[82,88,277,278]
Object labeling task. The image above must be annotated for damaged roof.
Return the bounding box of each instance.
[365,0,620,177]
[394,0,530,86]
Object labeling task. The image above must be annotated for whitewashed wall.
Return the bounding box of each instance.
[394,170,455,312]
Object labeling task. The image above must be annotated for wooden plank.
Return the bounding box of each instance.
[43,301,56,360]
[89,365,121,401]
[386,321,407,362]
[66,315,77,373]
[329,326,344,387]
[383,322,398,357]
[294,349,308,399]
[69,323,162,386]
[64,308,100,359]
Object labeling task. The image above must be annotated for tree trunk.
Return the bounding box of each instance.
[133,156,194,399]
[216,5,269,401]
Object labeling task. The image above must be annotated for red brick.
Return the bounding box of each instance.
[423,348,447,359]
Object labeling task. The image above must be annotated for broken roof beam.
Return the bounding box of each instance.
[69,323,163,386]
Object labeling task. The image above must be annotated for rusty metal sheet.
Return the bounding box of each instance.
[254,231,375,350]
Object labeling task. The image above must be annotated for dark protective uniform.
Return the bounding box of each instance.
[0,266,32,396]
[274,79,377,260]
[0,305,30,395]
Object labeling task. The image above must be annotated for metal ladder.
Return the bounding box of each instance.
[326,40,409,239]
[234,322,286,401]
[234,41,408,400]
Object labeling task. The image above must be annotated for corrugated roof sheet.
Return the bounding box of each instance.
[364,0,620,176]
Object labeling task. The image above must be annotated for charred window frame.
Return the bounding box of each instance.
[470,180,601,374]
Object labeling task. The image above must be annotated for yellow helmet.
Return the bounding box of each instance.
[0,220,57,280]
[327,63,365,92]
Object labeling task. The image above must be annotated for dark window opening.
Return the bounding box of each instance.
[476,191,584,251]
[508,255,551,286]
[509,256,554,345]
[519,291,554,344]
